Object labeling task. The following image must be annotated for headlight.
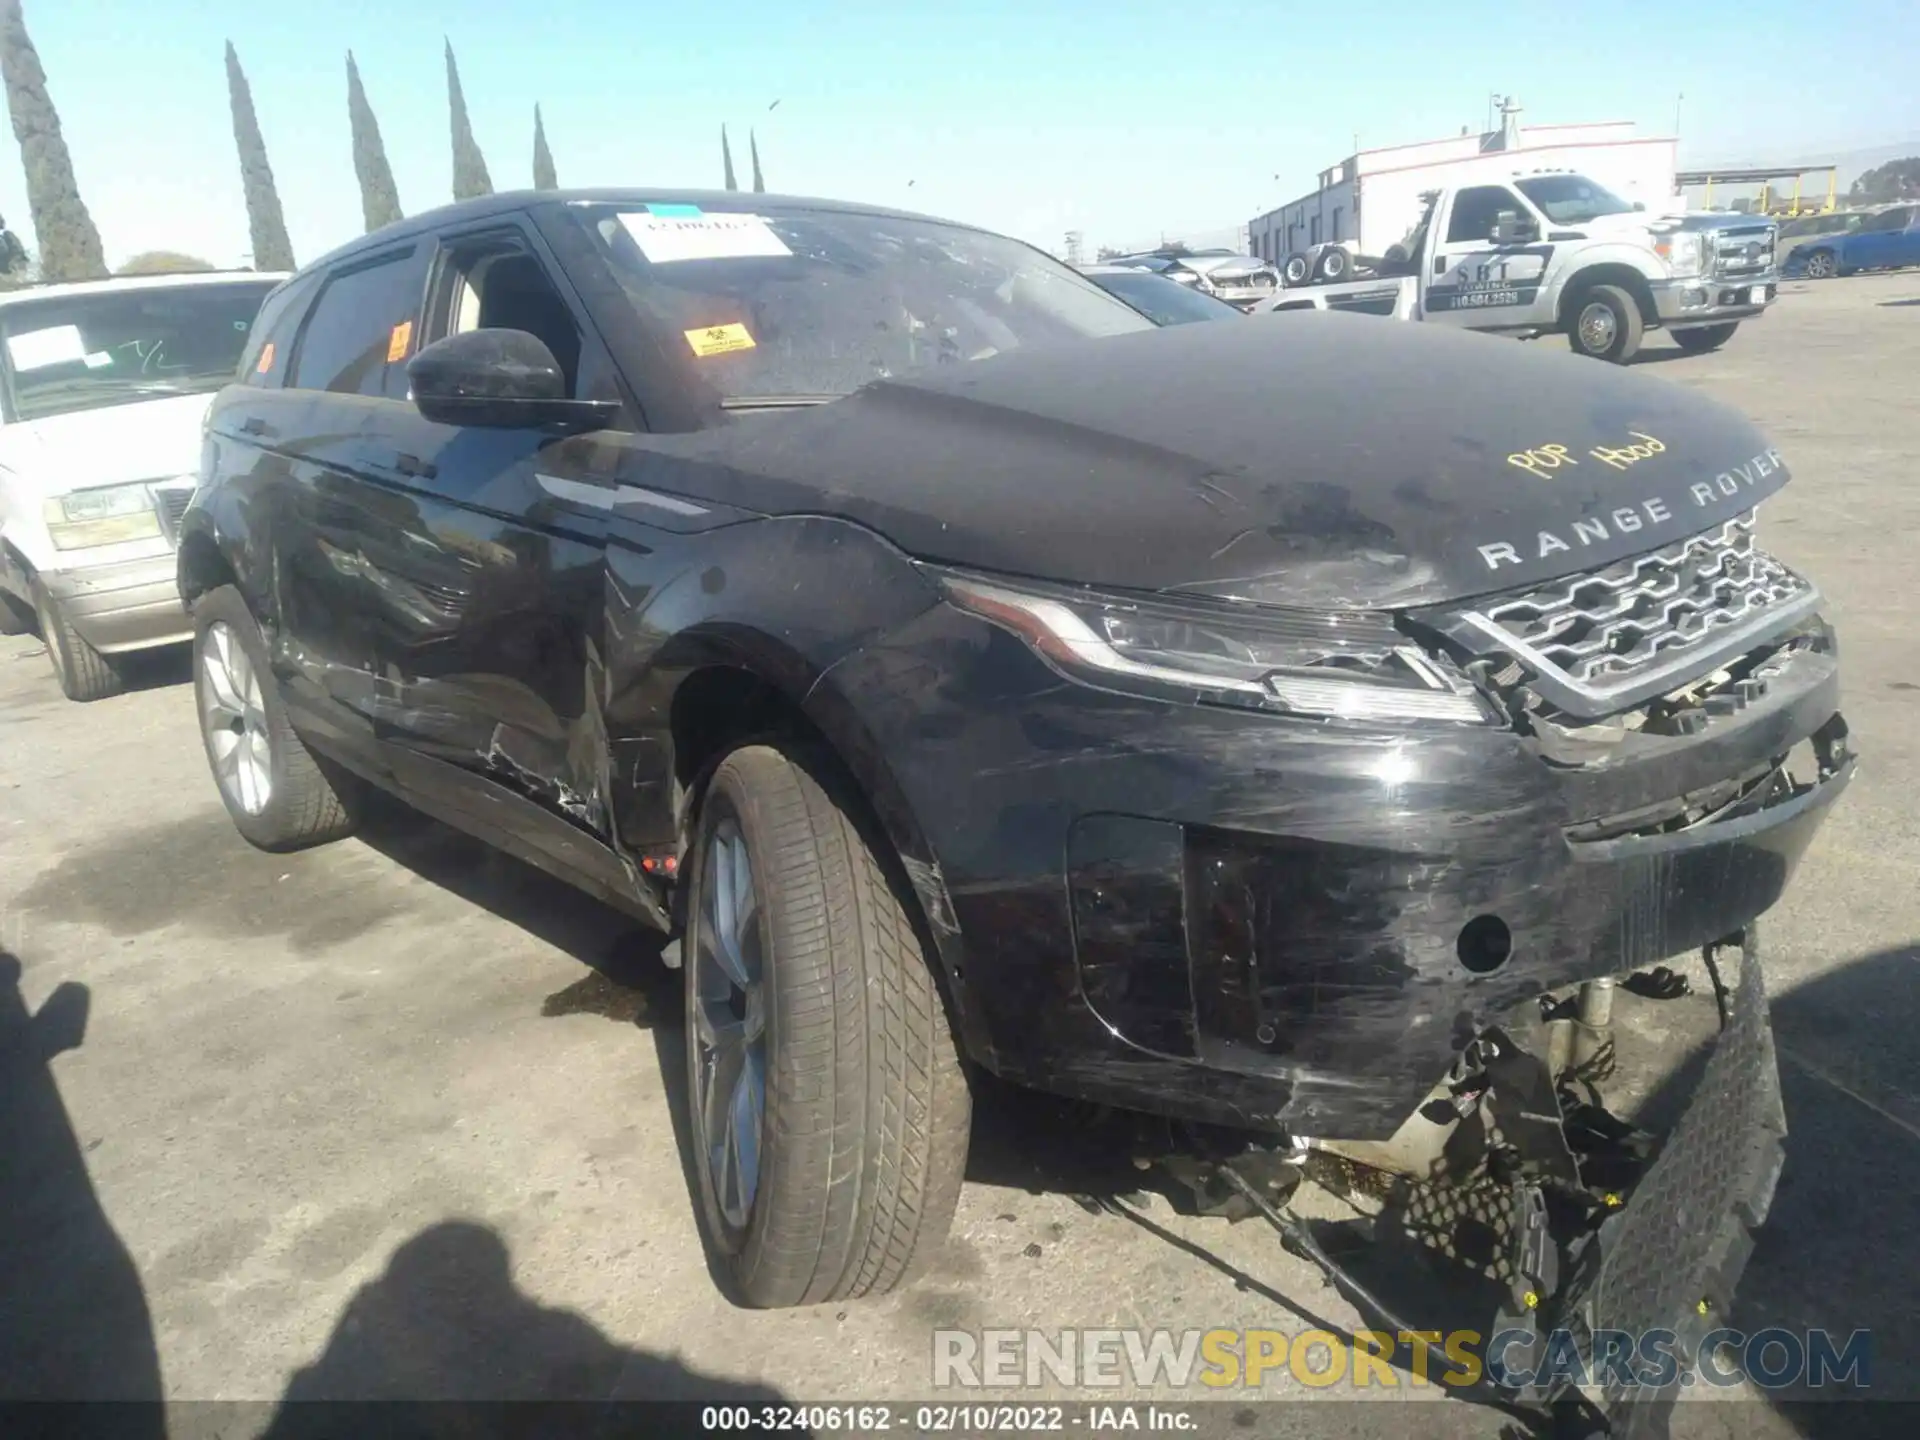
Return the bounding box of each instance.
[941,573,1492,725]
[1655,231,1706,278]
[43,481,161,549]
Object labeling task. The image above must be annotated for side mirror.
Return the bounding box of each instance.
[1489,210,1538,245]
[407,329,619,434]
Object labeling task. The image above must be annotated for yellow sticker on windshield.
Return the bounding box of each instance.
[685,322,756,357]
[386,320,413,364]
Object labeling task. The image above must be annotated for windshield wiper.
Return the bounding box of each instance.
[720,394,843,411]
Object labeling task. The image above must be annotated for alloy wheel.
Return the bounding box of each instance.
[200,621,273,816]
[1578,301,1619,354]
[693,816,768,1232]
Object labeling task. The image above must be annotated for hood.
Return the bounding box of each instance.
[649,314,1791,611]
[0,391,213,496]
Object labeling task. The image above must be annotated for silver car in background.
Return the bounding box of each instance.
[1101,247,1280,311]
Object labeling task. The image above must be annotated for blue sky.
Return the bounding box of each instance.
[4,0,1917,270]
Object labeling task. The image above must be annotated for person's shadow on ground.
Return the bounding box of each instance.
[0,951,164,1424]
[1,948,793,1440]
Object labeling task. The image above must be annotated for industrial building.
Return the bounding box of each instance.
[1247,100,1679,263]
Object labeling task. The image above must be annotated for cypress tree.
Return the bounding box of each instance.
[0,0,107,281]
[225,42,295,272]
[750,129,765,193]
[721,125,738,192]
[445,40,493,200]
[347,52,403,232]
[532,104,557,190]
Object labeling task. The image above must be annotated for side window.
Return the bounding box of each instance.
[287,248,428,399]
[239,273,321,388]
[427,232,599,402]
[1446,187,1521,244]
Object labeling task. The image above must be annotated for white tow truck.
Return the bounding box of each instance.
[1266,172,1778,363]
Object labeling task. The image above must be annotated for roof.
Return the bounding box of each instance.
[303,187,981,275]
[0,270,288,307]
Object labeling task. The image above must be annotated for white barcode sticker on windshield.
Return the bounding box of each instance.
[6,324,88,372]
[618,211,792,264]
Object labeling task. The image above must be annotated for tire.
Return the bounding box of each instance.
[1802,249,1836,280]
[30,576,124,702]
[1673,322,1739,354]
[1315,247,1351,282]
[1566,282,1645,363]
[1282,252,1311,286]
[191,584,358,852]
[684,743,971,1309]
[0,587,35,637]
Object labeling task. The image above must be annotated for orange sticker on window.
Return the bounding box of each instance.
[255,341,276,374]
[684,322,756,357]
[387,320,413,363]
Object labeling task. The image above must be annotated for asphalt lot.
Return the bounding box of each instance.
[3,276,1916,1436]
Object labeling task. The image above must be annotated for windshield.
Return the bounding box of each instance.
[1090,270,1242,326]
[1,280,277,422]
[1514,175,1636,225]
[587,204,1151,401]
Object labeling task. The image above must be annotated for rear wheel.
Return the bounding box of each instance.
[685,744,971,1309]
[192,585,358,851]
[30,577,124,702]
[1673,322,1739,354]
[1315,247,1351,282]
[1282,252,1311,286]
[1566,283,1645,363]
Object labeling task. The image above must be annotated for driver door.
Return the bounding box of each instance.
[359,221,640,836]
[1421,184,1554,331]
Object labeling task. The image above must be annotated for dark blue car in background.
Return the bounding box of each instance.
[1784,204,1920,278]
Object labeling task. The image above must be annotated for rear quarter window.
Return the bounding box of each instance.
[239,272,322,388]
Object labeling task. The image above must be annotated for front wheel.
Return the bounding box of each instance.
[1566,283,1645,363]
[191,585,359,851]
[685,744,971,1309]
[30,576,123,702]
[1673,322,1739,354]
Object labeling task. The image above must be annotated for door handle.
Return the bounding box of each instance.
[393,453,438,480]
[1432,255,1445,275]
[239,417,272,437]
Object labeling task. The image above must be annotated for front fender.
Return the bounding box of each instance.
[1543,242,1668,317]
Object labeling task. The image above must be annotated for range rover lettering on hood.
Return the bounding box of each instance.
[644,312,1796,611]
[1476,444,1788,574]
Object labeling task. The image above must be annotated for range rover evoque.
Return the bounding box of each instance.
[179,191,1849,1372]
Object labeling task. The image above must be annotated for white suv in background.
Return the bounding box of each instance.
[0,271,284,700]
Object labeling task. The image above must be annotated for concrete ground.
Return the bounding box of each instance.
[2,274,1915,1437]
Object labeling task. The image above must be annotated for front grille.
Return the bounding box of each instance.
[1563,940,1784,1413]
[154,486,194,546]
[1710,225,1776,276]
[1431,513,1820,720]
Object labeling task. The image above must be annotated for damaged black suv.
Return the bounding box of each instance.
[180,190,1849,1415]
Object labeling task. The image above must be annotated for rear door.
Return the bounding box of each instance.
[1848,207,1909,269]
[1421,184,1555,330]
[353,218,640,836]
[264,243,436,765]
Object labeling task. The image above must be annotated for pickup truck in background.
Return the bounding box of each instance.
[1267,173,1778,362]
